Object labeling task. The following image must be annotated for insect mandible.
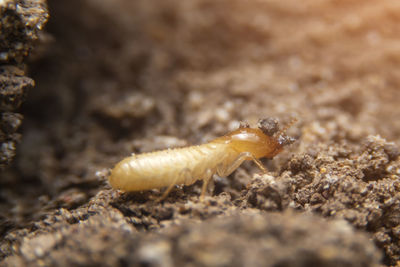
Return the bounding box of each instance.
[109,117,296,200]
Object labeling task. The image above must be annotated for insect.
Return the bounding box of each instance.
[109,117,296,200]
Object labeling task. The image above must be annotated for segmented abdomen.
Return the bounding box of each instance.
[109,142,236,191]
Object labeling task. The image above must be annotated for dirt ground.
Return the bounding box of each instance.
[1,0,400,266]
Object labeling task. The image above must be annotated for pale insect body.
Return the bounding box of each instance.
[109,118,296,198]
[109,142,236,191]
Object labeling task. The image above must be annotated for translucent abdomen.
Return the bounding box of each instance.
[109,142,236,191]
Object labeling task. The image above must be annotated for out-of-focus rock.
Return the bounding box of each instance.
[0,0,48,63]
[2,209,381,267]
[0,0,48,168]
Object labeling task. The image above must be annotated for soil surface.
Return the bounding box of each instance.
[1,0,400,266]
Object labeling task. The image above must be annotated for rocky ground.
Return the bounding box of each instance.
[1,0,400,266]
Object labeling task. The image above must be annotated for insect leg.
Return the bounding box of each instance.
[200,168,214,201]
[217,152,268,177]
[217,152,251,177]
[249,155,268,174]
[157,168,192,202]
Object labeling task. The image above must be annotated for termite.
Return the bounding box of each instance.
[109,117,296,200]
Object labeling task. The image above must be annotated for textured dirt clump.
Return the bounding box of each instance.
[244,135,400,263]
[0,0,48,168]
[1,0,400,266]
[0,66,33,168]
[0,0,48,63]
